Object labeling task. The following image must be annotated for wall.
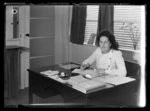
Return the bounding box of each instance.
[70,43,97,68]
[70,43,141,67]
[54,6,72,64]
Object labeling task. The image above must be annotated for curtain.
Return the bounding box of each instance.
[97,5,114,34]
[70,5,87,45]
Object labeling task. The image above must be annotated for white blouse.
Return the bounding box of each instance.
[82,47,127,76]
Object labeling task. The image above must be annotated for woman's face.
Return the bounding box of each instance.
[99,36,111,54]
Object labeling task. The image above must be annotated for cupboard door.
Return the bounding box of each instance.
[30,6,55,69]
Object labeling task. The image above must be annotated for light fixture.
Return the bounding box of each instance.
[13,8,17,14]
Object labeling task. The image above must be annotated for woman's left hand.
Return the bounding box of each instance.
[96,68,106,76]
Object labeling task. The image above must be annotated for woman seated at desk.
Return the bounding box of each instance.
[80,29,127,77]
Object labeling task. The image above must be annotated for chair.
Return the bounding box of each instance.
[89,61,141,107]
[125,61,141,93]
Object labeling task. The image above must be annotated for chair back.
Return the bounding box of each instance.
[125,61,141,79]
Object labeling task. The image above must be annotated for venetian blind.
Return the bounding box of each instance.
[114,5,142,50]
[84,5,99,45]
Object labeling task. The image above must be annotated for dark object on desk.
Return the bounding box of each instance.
[58,73,70,80]
[58,73,79,80]
[84,66,94,70]
[71,73,79,76]
[64,83,73,88]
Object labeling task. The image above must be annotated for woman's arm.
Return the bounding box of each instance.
[82,48,98,65]
[105,51,127,76]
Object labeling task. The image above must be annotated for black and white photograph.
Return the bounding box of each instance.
[4,3,146,108]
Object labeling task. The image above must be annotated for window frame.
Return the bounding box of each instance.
[83,5,142,52]
[83,5,99,45]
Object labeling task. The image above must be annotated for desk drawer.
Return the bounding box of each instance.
[29,72,59,98]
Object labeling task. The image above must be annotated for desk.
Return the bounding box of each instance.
[27,62,137,107]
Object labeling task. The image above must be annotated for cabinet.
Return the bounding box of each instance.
[5,46,20,98]
[30,6,55,69]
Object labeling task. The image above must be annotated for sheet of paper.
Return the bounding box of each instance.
[69,75,88,84]
[72,68,83,73]
[47,74,69,83]
[59,64,80,69]
[72,69,99,78]
[69,76,107,93]
[93,75,116,82]
[72,69,97,74]
[78,80,106,90]
[40,70,59,76]
[94,76,136,85]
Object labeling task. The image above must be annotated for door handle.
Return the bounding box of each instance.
[25,34,30,36]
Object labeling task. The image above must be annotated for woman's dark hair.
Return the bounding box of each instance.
[95,29,119,50]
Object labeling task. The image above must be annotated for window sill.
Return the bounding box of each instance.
[119,48,141,54]
[83,43,96,47]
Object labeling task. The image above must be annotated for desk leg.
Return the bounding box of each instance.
[83,94,89,106]
[29,89,33,104]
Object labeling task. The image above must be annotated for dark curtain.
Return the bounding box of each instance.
[70,5,87,45]
[5,49,20,98]
[97,5,114,34]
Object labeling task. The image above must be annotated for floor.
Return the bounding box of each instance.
[4,87,66,107]
[4,88,29,107]
[4,87,141,108]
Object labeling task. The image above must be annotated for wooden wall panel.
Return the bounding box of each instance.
[30,38,54,57]
[30,19,55,37]
[30,6,54,18]
[30,6,55,69]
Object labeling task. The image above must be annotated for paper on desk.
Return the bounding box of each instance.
[59,64,80,69]
[49,74,68,83]
[72,69,98,78]
[78,80,106,90]
[72,69,83,73]
[69,75,107,93]
[69,75,88,84]
[93,75,136,85]
[40,70,59,76]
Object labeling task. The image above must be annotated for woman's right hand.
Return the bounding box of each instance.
[80,63,90,70]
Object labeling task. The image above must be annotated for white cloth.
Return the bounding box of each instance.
[82,47,127,76]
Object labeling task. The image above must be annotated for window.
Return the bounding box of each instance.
[84,5,99,45]
[114,5,141,51]
[84,5,142,51]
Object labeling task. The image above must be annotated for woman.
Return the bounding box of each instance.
[81,29,127,76]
